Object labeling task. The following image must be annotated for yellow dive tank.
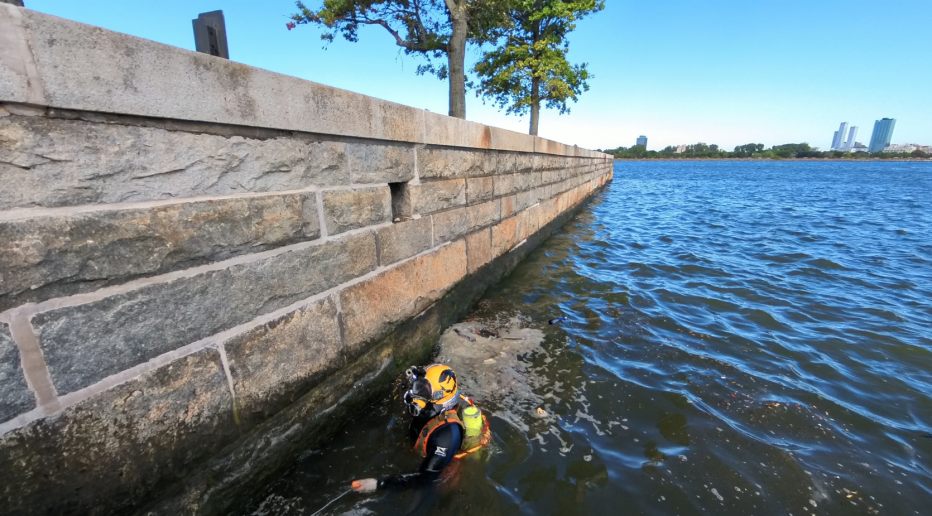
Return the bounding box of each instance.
[461,405,483,438]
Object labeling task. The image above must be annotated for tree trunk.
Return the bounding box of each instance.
[445,0,468,119]
[528,8,542,135]
[529,76,540,135]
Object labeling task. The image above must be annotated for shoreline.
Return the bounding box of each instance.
[613,157,932,162]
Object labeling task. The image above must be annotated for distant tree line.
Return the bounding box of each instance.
[601,142,930,160]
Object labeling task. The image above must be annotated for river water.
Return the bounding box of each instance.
[243,161,931,516]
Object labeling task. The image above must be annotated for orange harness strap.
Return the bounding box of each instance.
[414,411,464,456]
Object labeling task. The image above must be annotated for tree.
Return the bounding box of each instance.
[473,0,604,135]
[733,143,764,157]
[289,0,503,119]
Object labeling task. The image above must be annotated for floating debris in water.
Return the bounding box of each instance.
[548,316,566,325]
[535,407,548,417]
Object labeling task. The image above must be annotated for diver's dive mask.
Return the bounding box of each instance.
[402,365,459,417]
[403,377,433,417]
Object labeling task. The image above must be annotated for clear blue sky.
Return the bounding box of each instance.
[24,0,932,151]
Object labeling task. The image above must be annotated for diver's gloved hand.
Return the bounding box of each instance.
[350,478,377,493]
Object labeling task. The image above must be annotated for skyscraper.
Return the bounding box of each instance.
[832,131,840,150]
[636,135,648,148]
[868,118,896,153]
[832,122,849,150]
[844,126,858,150]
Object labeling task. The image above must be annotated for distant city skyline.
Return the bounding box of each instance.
[20,0,932,150]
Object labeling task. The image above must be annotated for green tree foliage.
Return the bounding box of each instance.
[472,0,604,135]
[289,0,505,119]
[733,143,765,157]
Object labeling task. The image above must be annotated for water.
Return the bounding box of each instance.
[242,161,932,515]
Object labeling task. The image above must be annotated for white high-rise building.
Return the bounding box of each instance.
[832,122,849,150]
[832,131,840,150]
[844,126,858,150]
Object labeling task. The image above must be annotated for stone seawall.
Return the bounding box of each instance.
[0,4,613,515]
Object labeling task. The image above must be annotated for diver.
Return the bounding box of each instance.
[350,364,490,493]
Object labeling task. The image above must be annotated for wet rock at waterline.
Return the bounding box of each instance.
[435,318,548,432]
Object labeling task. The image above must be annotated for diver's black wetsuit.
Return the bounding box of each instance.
[376,415,463,490]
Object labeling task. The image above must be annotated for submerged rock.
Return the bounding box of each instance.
[435,318,549,432]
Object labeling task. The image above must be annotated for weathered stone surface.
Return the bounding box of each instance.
[224,296,343,432]
[466,198,501,231]
[346,143,415,184]
[491,212,527,257]
[493,174,520,197]
[536,137,571,156]
[493,152,517,174]
[535,153,563,171]
[322,186,391,235]
[527,204,541,236]
[518,171,543,191]
[546,170,560,185]
[0,6,32,104]
[502,195,516,218]
[539,196,559,226]
[421,111,492,149]
[0,192,320,311]
[10,8,423,143]
[489,128,534,153]
[340,240,467,354]
[466,176,494,204]
[387,304,442,367]
[431,207,468,245]
[0,322,33,422]
[0,347,237,516]
[515,187,538,212]
[515,153,536,174]
[465,228,492,274]
[413,178,466,215]
[0,115,349,210]
[418,147,488,179]
[376,217,432,265]
[32,231,377,394]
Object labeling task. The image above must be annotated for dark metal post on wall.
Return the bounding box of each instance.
[192,10,229,59]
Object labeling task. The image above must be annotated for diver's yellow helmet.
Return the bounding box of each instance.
[403,364,458,417]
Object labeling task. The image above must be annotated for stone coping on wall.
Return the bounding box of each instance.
[0,4,607,158]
